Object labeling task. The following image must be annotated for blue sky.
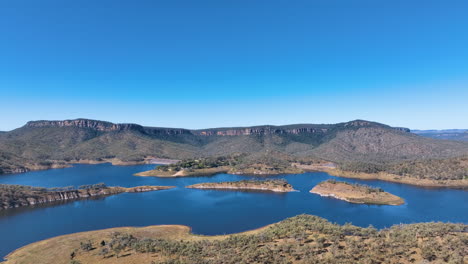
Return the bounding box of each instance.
[1,0,467,131]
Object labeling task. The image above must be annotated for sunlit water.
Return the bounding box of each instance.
[0,163,467,259]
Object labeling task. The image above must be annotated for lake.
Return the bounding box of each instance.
[1,163,467,259]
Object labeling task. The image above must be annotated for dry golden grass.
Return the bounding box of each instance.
[294,163,468,188]
[310,181,404,205]
[3,225,191,264]
[3,223,271,264]
[4,215,467,264]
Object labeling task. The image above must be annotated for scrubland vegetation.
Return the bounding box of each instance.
[340,156,468,181]
[187,179,296,192]
[60,215,468,264]
[156,156,241,172]
[311,180,404,205]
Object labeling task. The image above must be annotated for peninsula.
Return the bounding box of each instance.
[186,179,296,193]
[3,214,466,264]
[0,183,175,210]
[310,180,404,205]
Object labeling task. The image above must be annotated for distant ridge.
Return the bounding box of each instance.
[1,118,467,179]
[412,129,468,142]
[25,118,410,136]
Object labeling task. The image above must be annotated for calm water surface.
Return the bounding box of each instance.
[1,163,467,259]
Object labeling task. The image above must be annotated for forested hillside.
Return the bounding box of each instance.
[1,119,467,180]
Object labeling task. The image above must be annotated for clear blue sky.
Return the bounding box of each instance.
[1,0,467,131]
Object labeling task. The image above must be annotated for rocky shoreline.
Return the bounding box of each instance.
[0,184,175,210]
[295,164,468,189]
[0,157,179,176]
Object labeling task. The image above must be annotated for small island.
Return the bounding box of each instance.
[310,180,404,205]
[186,179,296,193]
[0,183,175,210]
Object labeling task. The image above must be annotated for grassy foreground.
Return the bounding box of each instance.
[3,215,467,264]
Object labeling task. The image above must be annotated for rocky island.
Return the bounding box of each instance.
[310,180,404,205]
[0,183,175,210]
[186,179,296,193]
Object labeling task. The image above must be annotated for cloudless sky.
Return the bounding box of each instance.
[1,0,467,131]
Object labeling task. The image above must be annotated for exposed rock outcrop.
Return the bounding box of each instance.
[25,118,409,137]
[0,185,174,210]
[25,119,189,135]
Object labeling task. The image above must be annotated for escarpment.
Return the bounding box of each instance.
[3,118,467,188]
[24,119,409,137]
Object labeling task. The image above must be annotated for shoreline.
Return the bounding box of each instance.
[318,168,468,189]
[134,165,304,178]
[293,163,468,189]
[0,157,180,176]
[137,163,468,189]
[134,166,231,177]
[3,214,467,264]
[2,160,467,189]
[0,185,175,211]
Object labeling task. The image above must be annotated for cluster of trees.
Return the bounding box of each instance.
[234,179,290,187]
[73,215,467,263]
[325,179,384,193]
[157,156,242,172]
[77,183,107,190]
[155,153,301,174]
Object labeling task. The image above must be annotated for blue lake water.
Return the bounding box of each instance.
[0,163,467,259]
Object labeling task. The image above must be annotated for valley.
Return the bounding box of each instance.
[1,119,467,189]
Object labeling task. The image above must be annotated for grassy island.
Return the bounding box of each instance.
[0,183,175,210]
[4,214,467,264]
[186,179,296,193]
[310,180,404,205]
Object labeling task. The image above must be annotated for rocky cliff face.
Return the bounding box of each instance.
[26,119,142,132]
[192,127,330,136]
[25,119,191,135]
[0,185,174,210]
[25,119,409,137]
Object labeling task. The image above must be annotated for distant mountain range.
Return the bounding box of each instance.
[0,119,467,181]
[412,129,468,142]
